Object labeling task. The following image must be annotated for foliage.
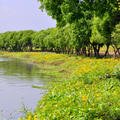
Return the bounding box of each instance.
[0,30,35,52]
[113,66,120,80]
[112,23,120,46]
[91,16,106,44]
[37,0,117,25]
[112,22,120,56]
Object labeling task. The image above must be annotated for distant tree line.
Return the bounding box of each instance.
[0,21,120,58]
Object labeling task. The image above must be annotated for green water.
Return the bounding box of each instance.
[0,57,51,120]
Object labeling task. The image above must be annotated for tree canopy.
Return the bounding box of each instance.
[38,0,118,26]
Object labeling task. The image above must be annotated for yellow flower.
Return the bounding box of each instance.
[28,116,32,119]
[81,96,86,101]
[92,104,95,106]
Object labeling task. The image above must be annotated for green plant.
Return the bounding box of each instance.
[113,66,120,80]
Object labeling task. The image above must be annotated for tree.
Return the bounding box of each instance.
[38,0,120,57]
[0,31,12,51]
[90,10,120,57]
[90,16,105,57]
[38,0,118,25]
[19,30,35,51]
[38,0,65,27]
[112,22,120,58]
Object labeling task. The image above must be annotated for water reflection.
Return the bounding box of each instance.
[0,57,50,120]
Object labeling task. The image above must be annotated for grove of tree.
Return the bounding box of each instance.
[0,0,120,58]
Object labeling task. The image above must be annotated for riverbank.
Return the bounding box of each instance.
[0,52,120,120]
[0,52,69,88]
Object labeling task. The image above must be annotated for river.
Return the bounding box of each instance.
[0,57,49,120]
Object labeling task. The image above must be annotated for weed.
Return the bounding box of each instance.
[113,66,120,80]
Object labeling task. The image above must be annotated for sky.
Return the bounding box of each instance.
[0,0,56,33]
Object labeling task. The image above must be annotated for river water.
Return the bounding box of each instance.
[0,57,49,120]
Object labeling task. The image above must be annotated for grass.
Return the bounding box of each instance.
[0,52,120,120]
[100,46,114,53]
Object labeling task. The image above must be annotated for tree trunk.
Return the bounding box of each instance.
[93,45,97,57]
[105,43,110,58]
[112,45,117,59]
[88,47,91,57]
[71,48,74,54]
[82,47,87,56]
[75,48,79,55]
[96,45,100,57]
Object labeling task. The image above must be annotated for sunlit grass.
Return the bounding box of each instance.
[100,46,114,53]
